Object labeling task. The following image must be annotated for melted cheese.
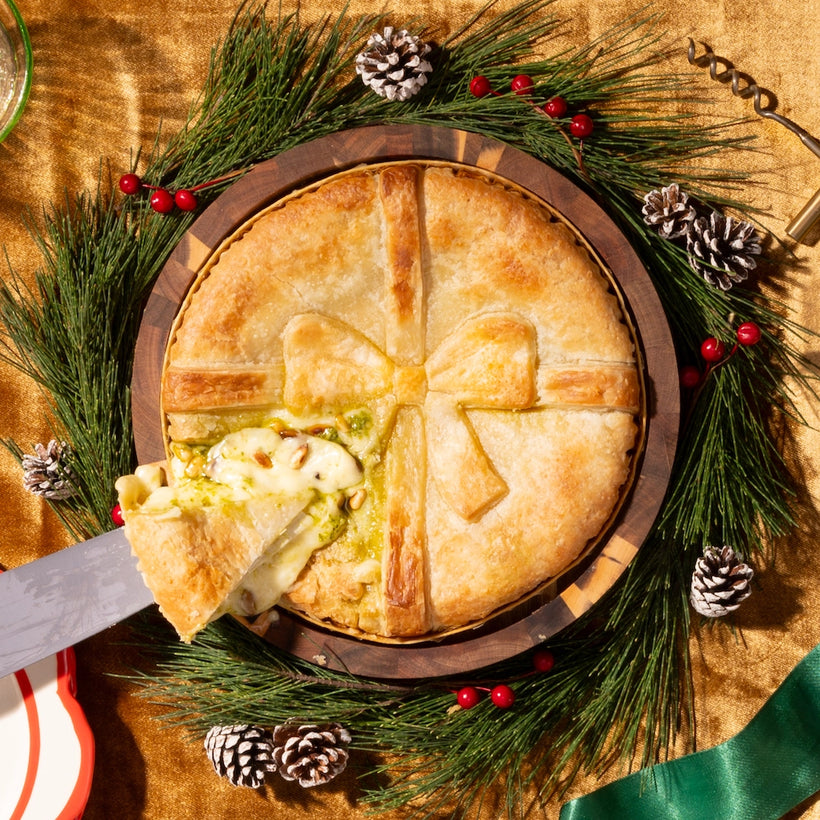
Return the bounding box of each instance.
[117,427,363,513]
[116,426,365,625]
[224,495,345,616]
[204,428,363,496]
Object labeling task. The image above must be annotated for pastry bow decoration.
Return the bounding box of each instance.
[282,311,538,521]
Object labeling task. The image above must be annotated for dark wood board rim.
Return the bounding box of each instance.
[132,125,679,679]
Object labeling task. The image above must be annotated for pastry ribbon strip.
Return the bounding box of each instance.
[282,310,538,521]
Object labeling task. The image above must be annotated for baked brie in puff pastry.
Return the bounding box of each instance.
[118,162,641,641]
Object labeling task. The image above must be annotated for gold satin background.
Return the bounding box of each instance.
[1,0,819,817]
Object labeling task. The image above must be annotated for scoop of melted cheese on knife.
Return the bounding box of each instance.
[115,427,363,641]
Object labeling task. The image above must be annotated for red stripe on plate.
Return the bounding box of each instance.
[10,668,40,820]
[55,649,95,819]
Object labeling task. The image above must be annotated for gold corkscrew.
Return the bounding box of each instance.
[687,39,820,243]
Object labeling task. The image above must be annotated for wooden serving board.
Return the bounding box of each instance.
[132,125,679,679]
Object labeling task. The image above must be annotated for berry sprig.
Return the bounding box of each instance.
[118,169,245,215]
[456,683,516,709]
[469,73,593,179]
[679,320,763,390]
[451,648,555,712]
[470,73,592,137]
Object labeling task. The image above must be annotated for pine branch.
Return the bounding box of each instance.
[0,185,190,536]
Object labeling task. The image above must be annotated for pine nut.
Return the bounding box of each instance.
[290,443,309,469]
[253,451,273,469]
[347,487,367,510]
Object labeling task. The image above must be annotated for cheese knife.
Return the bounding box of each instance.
[0,528,153,679]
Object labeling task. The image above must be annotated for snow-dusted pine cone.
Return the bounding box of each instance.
[355,27,433,101]
[642,183,696,239]
[686,211,762,290]
[21,439,76,500]
[272,723,351,788]
[690,545,754,617]
[204,724,276,788]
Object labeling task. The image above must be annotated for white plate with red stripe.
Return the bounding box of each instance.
[0,646,94,820]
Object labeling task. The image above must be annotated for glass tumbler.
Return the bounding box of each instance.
[0,0,31,141]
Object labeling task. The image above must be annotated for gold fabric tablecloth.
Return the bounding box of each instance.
[1,0,819,817]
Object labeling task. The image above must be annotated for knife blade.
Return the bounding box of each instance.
[0,528,153,679]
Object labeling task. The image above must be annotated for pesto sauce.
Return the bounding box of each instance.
[345,409,372,436]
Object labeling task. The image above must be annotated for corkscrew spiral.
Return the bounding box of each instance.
[687,39,820,160]
[687,39,820,242]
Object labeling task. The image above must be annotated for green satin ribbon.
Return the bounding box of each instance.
[560,643,820,820]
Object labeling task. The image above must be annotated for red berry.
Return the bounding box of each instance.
[469,75,493,98]
[490,684,515,709]
[150,188,175,214]
[543,96,568,118]
[174,189,198,211]
[118,173,142,195]
[510,74,534,95]
[569,113,594,138]
[456,686,482,709]
[533,649,554,673]
[111,503,124,527]
[736,321,761,346]
[679,365,701,389]
[700,337,726,363]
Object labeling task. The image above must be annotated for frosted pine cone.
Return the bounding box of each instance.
[686,212,762,290]
[642,183,696,239]
[355,27,433,101]
[21,439,76,500]
[204,724,276,788]
[272,723,351,788]
[690,545,754,618]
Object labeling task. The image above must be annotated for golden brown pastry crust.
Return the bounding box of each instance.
[158,162,641,639]
[122,494,310,641]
